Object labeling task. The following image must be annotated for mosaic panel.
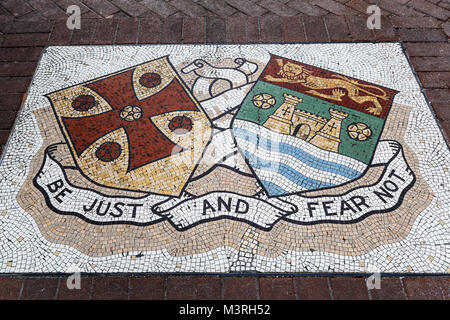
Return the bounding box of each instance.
[0,44,449,274]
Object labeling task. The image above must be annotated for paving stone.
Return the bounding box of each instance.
[281,16,306,42]
[259,277,295,300]
[0,278,23,300]
[110,0,149,17]
[56,277,93,300]
[161,17,183,43]
[140,0,178,19]
[390,16,440,28]
[170,0,207,17]
[287,0,329,16]
[206,17,226,43]
[259,15,282,43]
[293,278,332,300]
[166,277,221,300]
[369,278,406,300]
[223,278,258,300]
[92,277,129,300]
[129,277,165,300]
[21,278,59,300]
[405,42,450,57]
[197,0,236,18]
[403,278,444,300]
[0,40,448,287]
[0,0,33,18]
[225,0,267,17]
[115,19,139,44]
[330,278,369,300]
[398,28,447,41]
[2,33,49,47]
[82,0,120,18]
[409,0,450,20]
[0,47,43,62]
[183,17,205,43]
[139,18,162,44]
[326,16,350,41]
[92,19,118,45]
[303,16,328,42]
[48,19,72,45]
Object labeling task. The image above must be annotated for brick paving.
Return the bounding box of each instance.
[0,0,449,300]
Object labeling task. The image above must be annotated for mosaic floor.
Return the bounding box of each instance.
[1,43,449,274]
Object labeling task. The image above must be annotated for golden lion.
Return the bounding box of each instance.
[265,59,388,116]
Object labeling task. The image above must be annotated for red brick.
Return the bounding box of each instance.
[0,61,37,76]
[110,0,148,17]
[223,277,258,300]
[70,19,97,45]
[226,16,246,43]
[171,0,207,17]
[138,18,162,44]
[82,0,119,18]
[405,42,450,57]
[115,19,139,44]
[2,33,49,47]
[21,278,59,300]
[260,16,282,43]
[0,110,18,129]
[0,278,23,300]
[54,0,91,14]
[92,277,129,300]
[161,17,183,44]
[403,278,444,300]
[206,17,226,43]
[330,278,369,300]
[326,16,350,41]
[27,0,66,19]
[313,0,359,15]
[418,72,450,88]
[409,0,450,20]
[0,94,24,110]
[56,277,93,300]
[0,21,53,34]
[378,0,423,16]
[129,277,165,300]
[369,278,406,300]
[304,16,328,42]
[293,278,331,300]
[1,0,33,18]
[426,89,450,102]
[282,16,305,42]
[346,16,376,41]
[287,0,328,16]
[225,0,267,17]
[259,278,295,300]
[398,28,447,42]
[411,57,450,72]
[166,277,221,300]
[140,0,178,19]
[49,20,72,46]
[0,77,31,93]
[183,17,205,43]
[375,16,398,41]
[246,17,260,42]
[440,278,450,300]
[258,0,296,17]
[432,102,450,121]
[443,21,450,38]
[92,19,118,45]
[0,47,43,62]
[390,16,440,28]
[197,0,236,18]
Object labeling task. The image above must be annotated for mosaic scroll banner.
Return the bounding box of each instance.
[1,44,449,274]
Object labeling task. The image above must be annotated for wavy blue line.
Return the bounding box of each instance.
[233,127,362,180]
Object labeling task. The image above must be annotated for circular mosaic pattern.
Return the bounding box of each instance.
[139,72,162,88]
[72,95,96,112]
[348,123,372,141]
[252,93,276,109]
[95,142,122,162]
[119,105,142,122]
[168,115,193,134]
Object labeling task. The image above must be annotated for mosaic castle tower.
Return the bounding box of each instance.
[263,93,348,152]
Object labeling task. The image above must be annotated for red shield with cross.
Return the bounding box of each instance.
[46,57,212,196]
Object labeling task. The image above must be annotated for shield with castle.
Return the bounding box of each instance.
[232,55,398,196]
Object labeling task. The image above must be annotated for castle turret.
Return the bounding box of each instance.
[309,109,348,152]
[263,93,303,135]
